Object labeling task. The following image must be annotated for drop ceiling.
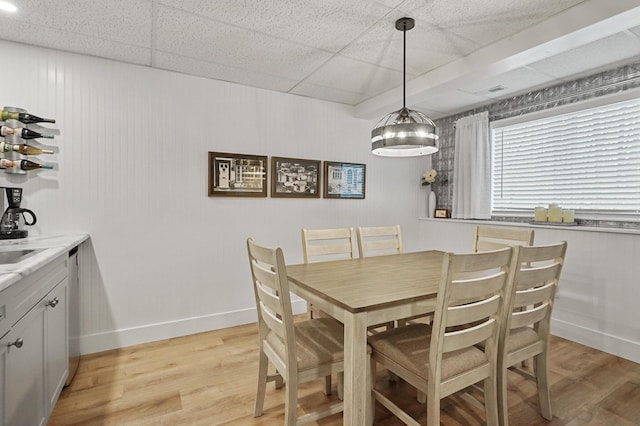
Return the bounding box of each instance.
[1,0,640,120]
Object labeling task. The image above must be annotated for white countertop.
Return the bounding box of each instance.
[0,233,89,292]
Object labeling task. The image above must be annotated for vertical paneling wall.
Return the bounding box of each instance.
[419,219,640,363]
[0,40,430,354]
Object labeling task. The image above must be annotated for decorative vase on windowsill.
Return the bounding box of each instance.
[422,169,437,218]
[428,190,436,218]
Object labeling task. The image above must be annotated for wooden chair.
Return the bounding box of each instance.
[301,227,356,320]
[357,225,424,331]
[369,247,515,426]
[473,225,534,253]
[474,225,535,369]
[301,227,356,264]
[246,238,345,425]
[497,242,568,426]
[356,225,402,258]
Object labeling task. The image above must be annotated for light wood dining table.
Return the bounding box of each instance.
[286,250,445,425]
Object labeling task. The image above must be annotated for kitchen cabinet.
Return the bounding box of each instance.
[0,252,69,426]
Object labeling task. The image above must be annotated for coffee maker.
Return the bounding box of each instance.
[0,187,37,239]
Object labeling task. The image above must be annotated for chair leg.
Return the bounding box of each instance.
[324,375,332,395]
[254,351,269,417]
[426,386,440,426]
[497,364,509,426]
[284,375,298,426]
[535,351,552,420]
[483,375,499,426]
[338,372,344,401]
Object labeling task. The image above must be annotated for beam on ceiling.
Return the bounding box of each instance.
[355,0,640,120]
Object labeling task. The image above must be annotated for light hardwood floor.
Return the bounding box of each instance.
[49,321,640,425]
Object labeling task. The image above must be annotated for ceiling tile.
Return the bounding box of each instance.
[159,0,391,52]
[304,55,403,98]
[406,0,584,48]
[289,82,368,105]
[6,0,152,47]
[340,10,480,75]
[155,5,334,81]
[0,16,151,65]
[528,31,640,80]
[154,51,298,93]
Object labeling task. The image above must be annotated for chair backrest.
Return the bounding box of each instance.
[473,226,535,252]
[501,242,567,354]
[246,238,296,371]
[429,247,514,394]
[356,225,403,258]
[301,227,356,263]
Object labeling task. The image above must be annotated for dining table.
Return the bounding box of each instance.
[286,250,445,425]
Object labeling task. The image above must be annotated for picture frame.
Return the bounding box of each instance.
[271,156,321,198]
[434,208,449,218]
[323,161,366,199]
[208,151,268,197]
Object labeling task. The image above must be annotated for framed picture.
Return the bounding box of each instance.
[435,208,449,218]
[208,152,268,197]
[323,161,366,199]
[271,157,321,198]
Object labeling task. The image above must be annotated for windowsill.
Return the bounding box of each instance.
[419,216,640,236]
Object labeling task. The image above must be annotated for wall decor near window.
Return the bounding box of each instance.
[271,156,320,198]
[208,151,268,197]
[323,161,366,199]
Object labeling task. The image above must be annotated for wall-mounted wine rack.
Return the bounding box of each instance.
[0,106,57,175]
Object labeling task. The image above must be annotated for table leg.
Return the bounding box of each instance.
[343,311,371,425]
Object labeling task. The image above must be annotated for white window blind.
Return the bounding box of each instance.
[491,96,640,217]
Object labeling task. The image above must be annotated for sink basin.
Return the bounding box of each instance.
[0,249,42,264]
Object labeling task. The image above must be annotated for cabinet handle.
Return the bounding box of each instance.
[8,338,23,348]
[46,297,59,308]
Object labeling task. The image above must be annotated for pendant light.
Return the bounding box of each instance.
[371,17,439,157]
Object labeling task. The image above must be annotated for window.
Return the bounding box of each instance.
[491,95,640,219]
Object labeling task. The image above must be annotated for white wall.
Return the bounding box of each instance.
[0,40,430,354]
[419,218,640,364]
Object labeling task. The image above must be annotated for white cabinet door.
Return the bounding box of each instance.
[2,303,47,426]
[45,278,68,413]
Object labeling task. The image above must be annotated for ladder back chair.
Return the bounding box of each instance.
[474,225,535,369]
[356,225,403,258]
[247,238,345,425]
[301,227,356,264]
[498,241,568,426]
[369,247,515,426]
[473,225,535,253]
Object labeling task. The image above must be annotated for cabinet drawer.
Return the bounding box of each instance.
[6,254,68,328]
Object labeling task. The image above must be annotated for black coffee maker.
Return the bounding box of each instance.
[0,187,37,239]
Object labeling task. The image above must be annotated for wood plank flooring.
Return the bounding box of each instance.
[49,322,640,425]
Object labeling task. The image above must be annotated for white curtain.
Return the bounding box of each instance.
[452,111,491,219]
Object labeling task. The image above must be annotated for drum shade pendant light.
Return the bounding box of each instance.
[371,17,439,157]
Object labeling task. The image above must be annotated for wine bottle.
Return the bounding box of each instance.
[0,125,54,139]
[19,159,53,170]
[0,110,55,124]
[0,141,54,155]
[0,158,16,169]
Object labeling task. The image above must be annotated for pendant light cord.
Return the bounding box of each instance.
[403,24,406,109]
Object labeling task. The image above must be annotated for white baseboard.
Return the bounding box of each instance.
[552,318,640,364]
[80,299,308,354]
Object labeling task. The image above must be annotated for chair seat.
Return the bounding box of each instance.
[506,326,540,352]
[266,317,344,370]
[369,323,488,381]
